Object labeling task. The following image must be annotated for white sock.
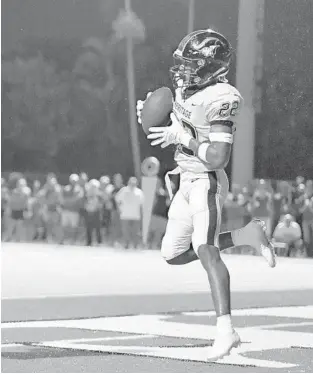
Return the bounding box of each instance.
[216,314,234,335]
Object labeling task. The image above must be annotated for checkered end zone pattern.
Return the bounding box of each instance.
[2,305,313,370]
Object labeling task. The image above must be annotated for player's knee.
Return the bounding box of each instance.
[197,244,221,269]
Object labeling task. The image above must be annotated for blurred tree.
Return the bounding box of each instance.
[255,0,313,180]
[113,9,145,41]
[64,35,131,175]
[256,66,313,180]
[73,37,118,141]
[1,55,75,170]
[1,0,188,176]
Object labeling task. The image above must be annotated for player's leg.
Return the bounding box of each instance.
[164,175,275,267]
[191,196,231,317]
[213,165,275,266]
[190,175,239,360]
[219,219,276,267]
[193,213,231,316]
[167,219,276,267]
[161,191,193,263]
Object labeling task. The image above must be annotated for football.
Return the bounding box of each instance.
[141,87,173,135]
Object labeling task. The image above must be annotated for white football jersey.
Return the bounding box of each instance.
[173,82,243,174]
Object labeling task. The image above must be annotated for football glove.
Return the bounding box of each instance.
[147,113,192,149]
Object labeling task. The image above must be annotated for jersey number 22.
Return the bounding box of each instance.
[218,100,239,118]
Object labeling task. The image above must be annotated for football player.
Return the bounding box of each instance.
[137,29,276,360]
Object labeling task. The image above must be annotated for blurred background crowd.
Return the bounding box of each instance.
[1,171,168,250]
[2,172,312,258]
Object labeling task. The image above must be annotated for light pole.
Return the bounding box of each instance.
[124,0,141,181]
[232,0,265,187]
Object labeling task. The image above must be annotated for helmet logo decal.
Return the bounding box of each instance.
[201,44,219,58]
[191,37,220,58]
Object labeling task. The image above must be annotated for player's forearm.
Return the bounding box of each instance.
[187,138,230,169]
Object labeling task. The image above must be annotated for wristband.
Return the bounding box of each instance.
[209,132,233,144]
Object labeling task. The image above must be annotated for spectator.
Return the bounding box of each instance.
[250,180,273,236]
[305,179,313,197]
[6,178,31,242]
[60,174,84,245]
[291,183,306,232]
[295,175,305,189]
[223,193,247,231]
[237,187,251,225]
[237,193,251,226]
[41,176,62,243]
[110,173,125,246]
[84,179,102,246]
[148,178,170,248]
[99,175,114,241]
[77,172,88,242]
[79,172,89,189]
[271,185,284,236]
[231,184,242,201]
[100,175,114,194]
[29,180,44,241]
[1,178,9,237]
[7,172,24,190]
[115,177,144,249]
[112,174,124,191]
[300,195,313,257]
[278,181,293,213]
[32,180,41,194]
[272,214,304,257]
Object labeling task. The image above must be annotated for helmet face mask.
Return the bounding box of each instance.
[170,29,232,91]
[170,55,205,89]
